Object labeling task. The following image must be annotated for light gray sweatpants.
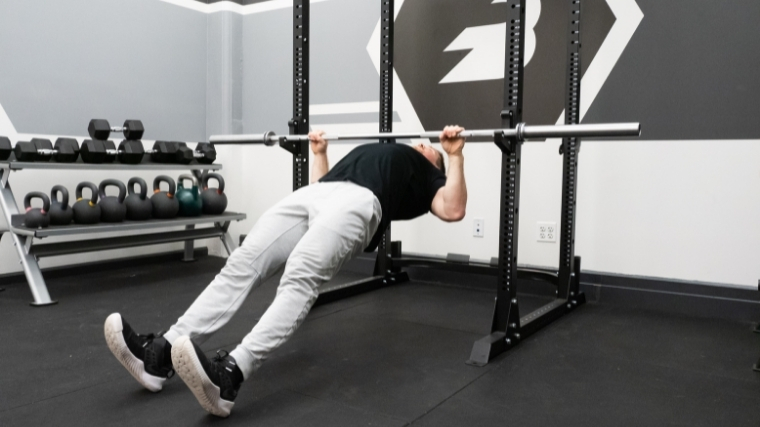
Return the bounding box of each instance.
[163,182,382,379]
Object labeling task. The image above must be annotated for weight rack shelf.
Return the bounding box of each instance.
[0,160,240,307]
[10,212,245,237]
[0,156,222,171]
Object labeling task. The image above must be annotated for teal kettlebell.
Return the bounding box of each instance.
[176,174,202,217]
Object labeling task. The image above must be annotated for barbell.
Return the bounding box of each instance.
[208,122,641,146]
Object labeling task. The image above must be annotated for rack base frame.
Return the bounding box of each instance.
[309,246,585,366]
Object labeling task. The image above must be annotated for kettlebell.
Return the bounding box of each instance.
[99,179,127,223]
[151,175,179,219]
[176,174,202,217]
[125,177,152,221]
[201,173,228,215]
[73,182,101,225]
[23,192,51,229]
[49,185,73,226]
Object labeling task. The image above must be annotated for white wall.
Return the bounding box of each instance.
[221,1,760,290]
[388,138,760,288]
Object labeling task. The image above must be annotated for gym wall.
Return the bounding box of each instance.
[228,0,760,289]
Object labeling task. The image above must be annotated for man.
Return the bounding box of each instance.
[104,126,467,417]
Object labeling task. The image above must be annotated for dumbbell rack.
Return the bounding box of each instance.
[0,155,246,306]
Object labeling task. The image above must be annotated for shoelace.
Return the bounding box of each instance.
[212,349,230,362]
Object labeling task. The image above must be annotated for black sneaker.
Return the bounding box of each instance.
[171,335,244,418]
[104,313,174,392]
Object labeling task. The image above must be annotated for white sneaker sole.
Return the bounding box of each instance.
[104,313,166,393]
[172,335,234,418]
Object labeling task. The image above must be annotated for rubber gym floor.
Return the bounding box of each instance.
[1,254,759,426]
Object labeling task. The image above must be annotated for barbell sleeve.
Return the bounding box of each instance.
[208,122,641,145]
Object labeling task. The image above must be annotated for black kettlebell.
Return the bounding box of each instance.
[99,179,127,223]
[73,182,101,225]
[23,192,51,229]
[151,175,179,219]
[49,185,73,226]
[201,173,228,215]
[125,177,152,221]
[176,174,202,217]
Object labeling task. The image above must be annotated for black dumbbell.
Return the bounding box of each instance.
[150,141,184,163]
[14,138,80,162]
[0,137,11,160]
[175,143,216,164]
[80,139,118,163]
[80,139,183,164]
[88,119,144,141]
[120,140,184,164]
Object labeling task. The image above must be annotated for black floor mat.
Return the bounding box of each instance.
[1,256,759,426]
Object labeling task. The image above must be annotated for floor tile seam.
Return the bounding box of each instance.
[0,378,110,414]
[397,280,567,308]
[403,278,559,297]
[0,308,119,329]
[312,303,491,337]
[1,298,217,328]
[404,364,496,425]
[194,300,384,352]
[284,388,409,424]
[403,279,495,294]
[0,283,217,316]
[307,298,385,321]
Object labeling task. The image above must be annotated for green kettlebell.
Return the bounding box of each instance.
[176,174,202,217]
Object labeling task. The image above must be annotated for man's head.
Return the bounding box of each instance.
[412,142,446,175]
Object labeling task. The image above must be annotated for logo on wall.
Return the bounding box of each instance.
[394,0,618,130]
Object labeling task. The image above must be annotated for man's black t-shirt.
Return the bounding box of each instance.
[319,143,447,252]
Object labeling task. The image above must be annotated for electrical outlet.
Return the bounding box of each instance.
[473,218,484,237]
[537,221,557,243]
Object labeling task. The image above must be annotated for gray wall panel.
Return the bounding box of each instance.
[243,0,380,134]
[207,12,244,137]
[584,0,760,139]
[308,0,379,105]
[243,8,293,134]
[0,0,207,141]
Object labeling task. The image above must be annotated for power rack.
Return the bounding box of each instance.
[271,0,588,365]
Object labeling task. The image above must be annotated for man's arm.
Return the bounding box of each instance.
[431,126,467,222]
[310,130,329,183]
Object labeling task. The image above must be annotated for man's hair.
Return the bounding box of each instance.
[435,148,446,175]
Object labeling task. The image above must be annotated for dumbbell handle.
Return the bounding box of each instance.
[35,149,62,155]
[103,147,159,155]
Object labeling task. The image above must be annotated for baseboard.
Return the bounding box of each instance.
[0,248,209,286]
[345,253,759,323]
[580,271,760,322]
